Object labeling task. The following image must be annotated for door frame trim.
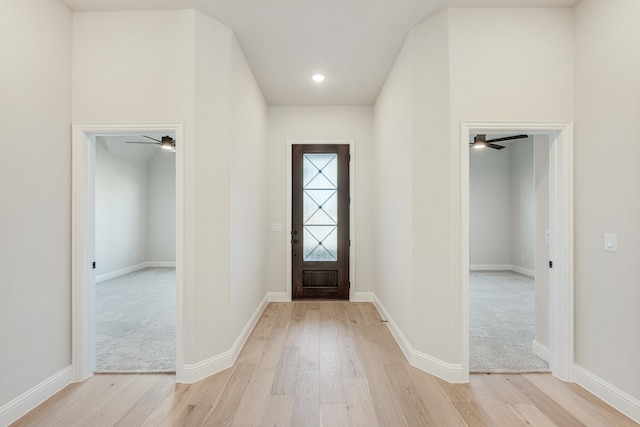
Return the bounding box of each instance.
[286,139,355,301]
[460,121,574,382]
[71,122,184,382]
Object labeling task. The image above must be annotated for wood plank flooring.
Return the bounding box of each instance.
[12,302,638,426]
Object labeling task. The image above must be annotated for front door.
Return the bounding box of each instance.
[292,144,350,299]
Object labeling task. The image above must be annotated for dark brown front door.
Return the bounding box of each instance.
[292,144,350,299]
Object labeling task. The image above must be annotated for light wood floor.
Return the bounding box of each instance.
[12,302,638,426]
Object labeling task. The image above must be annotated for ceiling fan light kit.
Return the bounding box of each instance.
[160,137,175,150]
[126,135,176,152]
[469,134,528,150]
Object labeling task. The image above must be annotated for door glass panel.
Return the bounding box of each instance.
[303,153,338,261]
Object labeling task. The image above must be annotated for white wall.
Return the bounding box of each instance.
[187,10,234,362]
[73,9,268,370]
[95,142,175,277]
[446,7,573,367]
[510,138,535,272]
[574,0,640,404]
[448,8,574,124]
[469,147,512,267]
[266,106,375,299]
[95,142,149,275]
[148,150,177,263]
[0,0,72,411]
[372,36,414,341]
[72,11,195,124]
[411,10,459,362]
[373,7,573,373]
[229,34,269,341]
[470,138,535,273]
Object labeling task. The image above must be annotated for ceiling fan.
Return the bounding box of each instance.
[470,134,528,150]
[126,135,176,151]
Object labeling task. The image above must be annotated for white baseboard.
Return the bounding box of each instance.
[511,265,535,278]
[146,261,176,268]
[96,262,147,282]
[264,291,376,303]
[180,351,233,384]
[0,366,73,426]
[574,365,640,424]
[351,291,375,302]
[412,350,465,383]
[470,264,512,271]
[372,295,464,383]
[267,292,290,302]
[95,261,176,282]
[229,294,270,363]
[532,340,550,363]
[371,294,413,363]
[178,294,269,384]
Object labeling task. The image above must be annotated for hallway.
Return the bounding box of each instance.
[13,302,636,426]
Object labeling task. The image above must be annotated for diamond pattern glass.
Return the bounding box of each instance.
[303,154,338,261]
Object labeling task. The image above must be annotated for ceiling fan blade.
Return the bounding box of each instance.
[143,135,162,143]
[125,141,160,144]
[485,134,528,143]
[487,143,505,150]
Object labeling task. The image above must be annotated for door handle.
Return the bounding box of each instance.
[292,239,299,244]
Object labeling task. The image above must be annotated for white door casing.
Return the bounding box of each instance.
[460,122,574,382]
[71,123,185,382]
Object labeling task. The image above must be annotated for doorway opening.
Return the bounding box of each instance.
[93,133,176,373]
[460,122,574,382]
[71,123,184,382]
[468,134,550,373]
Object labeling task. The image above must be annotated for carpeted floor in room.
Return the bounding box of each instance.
[95,267,176,373]
[469,270,549,373]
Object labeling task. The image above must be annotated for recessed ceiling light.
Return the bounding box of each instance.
[312,74,325,83]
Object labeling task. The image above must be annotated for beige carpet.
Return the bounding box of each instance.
[95,267,176,373]
[469,270,549,373]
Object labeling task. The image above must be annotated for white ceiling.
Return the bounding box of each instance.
[59,0,579,106]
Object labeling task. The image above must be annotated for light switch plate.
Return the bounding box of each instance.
[271,223,283,232]
[604,233,618,252]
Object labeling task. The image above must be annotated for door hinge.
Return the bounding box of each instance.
[349,239,351,247]
[549,261,553,268]
[92,261,96,269]
[349,154,351,162]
